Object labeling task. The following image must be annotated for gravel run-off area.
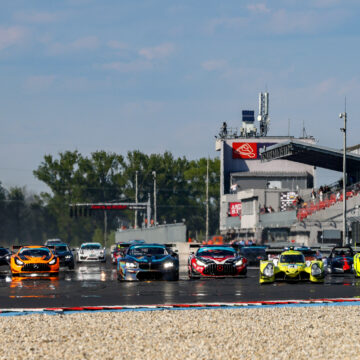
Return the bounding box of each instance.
[1,306,359,360]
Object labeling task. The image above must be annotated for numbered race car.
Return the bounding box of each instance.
[260,247,324,284]
[117,243,179,281]
[353,250,360,277]
[188,245,247,279]
[10,245,59,276]
[76,243,106,263]
[48,243,75,269]
[326,245,354,274]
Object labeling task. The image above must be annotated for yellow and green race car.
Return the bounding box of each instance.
[259,248,324,284]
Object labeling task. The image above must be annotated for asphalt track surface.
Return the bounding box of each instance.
[2,259,360,309]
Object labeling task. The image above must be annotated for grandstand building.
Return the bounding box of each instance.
[216,93,360,246]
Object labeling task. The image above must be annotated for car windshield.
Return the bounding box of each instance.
[55,245,68,252]
[280,254,305,263]
[240,247,266,256]
[333,248,353,257]
[20,248,51,257]
[198,248,236,257]
[0,248,9,256]
[81,244,101,250]
[129,246,167,257]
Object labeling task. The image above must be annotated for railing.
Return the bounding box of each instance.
[296,182,360,221]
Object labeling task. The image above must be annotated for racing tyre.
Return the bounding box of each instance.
[167,271,179,281]
[189,273,200,280]
[239,268,247,276]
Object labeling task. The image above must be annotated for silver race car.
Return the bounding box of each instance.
[76,242,106,263]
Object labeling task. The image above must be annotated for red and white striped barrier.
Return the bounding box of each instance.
[1,297,360,315]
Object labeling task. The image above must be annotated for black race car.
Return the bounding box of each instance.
[326,245,354,274]
[0,247,11,266]
[117,243,179,281]
[48,243,75,269]
[239,246,267,266]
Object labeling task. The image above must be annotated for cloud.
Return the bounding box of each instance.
[101,60,152,72]
[139,43,175,60]
[47,36,99,54]
[0,26,26,51]
[23,75,56,92]
[265,8,348,35]
[14,11,62,24]
[247,3,270,13]
[201,59,228,71]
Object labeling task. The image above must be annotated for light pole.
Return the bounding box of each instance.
[340,110,347,245]
[135,171,138,229]
[205,158,209,243]
[152,171,157,226]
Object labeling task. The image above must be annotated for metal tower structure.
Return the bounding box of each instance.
[257,92,270,137]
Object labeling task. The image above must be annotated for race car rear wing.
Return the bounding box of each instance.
[164,243,179,253]
[265,248,284,260]
[11,245,32,253]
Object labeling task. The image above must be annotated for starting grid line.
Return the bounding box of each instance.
[2,298,360,316]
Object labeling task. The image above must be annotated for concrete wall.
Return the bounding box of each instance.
[115,223,186,244]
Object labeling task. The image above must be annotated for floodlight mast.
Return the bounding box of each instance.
[339,110,347,245]
[258,92,270,137]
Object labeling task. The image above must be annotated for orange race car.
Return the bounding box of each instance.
[10,246,59,276]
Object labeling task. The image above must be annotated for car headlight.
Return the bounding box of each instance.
[263,263,274,277]
[196,259,206,267]
[100,251,104,255]
[49,258,57,265]
[126,262,137,268]
[80,250,84,254]
[15,258,24,266]
[311,263,322,276]
[235,259,243,266]
[65,255,72,259]
[164,262,174,269]
[5,255,10,261]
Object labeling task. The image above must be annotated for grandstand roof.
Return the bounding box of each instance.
[260,140,360,173]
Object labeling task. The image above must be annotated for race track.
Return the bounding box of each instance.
[1,261,360,308]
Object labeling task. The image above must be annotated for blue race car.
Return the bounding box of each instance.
[117,243,179,281]
[326,245,354,274]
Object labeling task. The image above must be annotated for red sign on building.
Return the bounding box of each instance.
[229,202,242,217]
[232,142,258,159]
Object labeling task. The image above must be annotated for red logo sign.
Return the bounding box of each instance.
[229,202,242,217]
[232,142,257,159]
[217,265,223,272]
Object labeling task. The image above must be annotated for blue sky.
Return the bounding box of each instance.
[1,0,360,192]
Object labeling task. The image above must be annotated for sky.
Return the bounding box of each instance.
[1,0,360,193]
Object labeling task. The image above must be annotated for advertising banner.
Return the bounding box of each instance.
[229,202,242,217]
[232,142,276,159]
